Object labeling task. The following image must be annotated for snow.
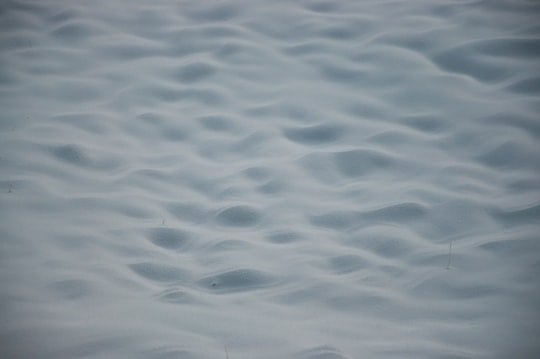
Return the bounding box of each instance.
[1,0,540,358]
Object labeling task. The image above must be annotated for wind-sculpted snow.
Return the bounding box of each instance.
[1,0,540,358]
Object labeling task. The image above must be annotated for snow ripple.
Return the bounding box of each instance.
[1,0,539,358]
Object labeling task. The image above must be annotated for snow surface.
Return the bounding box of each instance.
[1,0,540,358]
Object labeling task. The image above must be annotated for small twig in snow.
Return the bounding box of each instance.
[446,241,453,270]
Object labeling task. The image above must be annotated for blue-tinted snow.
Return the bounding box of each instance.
[1,0,539,358]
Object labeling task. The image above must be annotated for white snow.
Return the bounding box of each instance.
[1,0,540,358]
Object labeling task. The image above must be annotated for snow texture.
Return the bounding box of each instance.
[1,0,540,358]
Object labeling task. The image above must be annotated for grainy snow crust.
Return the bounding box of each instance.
[1,0,539,358]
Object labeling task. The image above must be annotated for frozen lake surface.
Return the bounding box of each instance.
[1,0,540,358]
